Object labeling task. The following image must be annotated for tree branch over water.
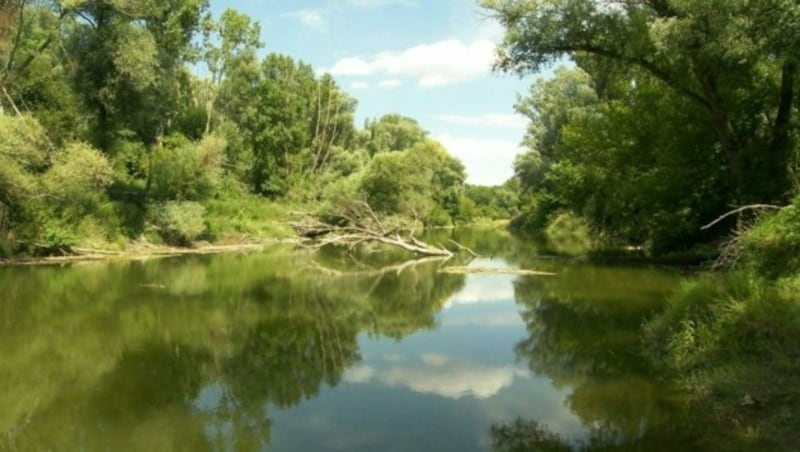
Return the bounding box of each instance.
[290,200,465,258]
[700,204,785,231]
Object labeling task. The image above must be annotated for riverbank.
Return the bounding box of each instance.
[642,199,800,449]
[0,241,299,267]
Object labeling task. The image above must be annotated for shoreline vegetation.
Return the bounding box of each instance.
[0,241,283,267]
[2,0,799,448]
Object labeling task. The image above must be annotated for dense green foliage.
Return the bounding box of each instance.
[482,4,800,445]
[484,0,800,254]
[0,2,483,257]
[642,199,800,447]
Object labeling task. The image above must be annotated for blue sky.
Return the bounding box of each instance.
[211,0,548,185]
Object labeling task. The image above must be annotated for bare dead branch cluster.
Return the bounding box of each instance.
[290,200,477,258]
[702,203,789,269]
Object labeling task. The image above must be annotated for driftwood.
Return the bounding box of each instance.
[290,201,475,258]
[304,255,450,278]
[438,266,557,276]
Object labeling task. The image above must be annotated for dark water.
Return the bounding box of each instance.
[1,229,702,451]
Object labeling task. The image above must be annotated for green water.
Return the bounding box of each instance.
[1,230,703,451]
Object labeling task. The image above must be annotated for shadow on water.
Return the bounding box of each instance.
[490,264,697,451]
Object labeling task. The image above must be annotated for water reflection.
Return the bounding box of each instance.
[344,354,528,400]
[493,264,695,451]
[1,230,725,451]
[0,247,464,451]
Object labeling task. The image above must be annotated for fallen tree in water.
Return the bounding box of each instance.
[290,200,477,258]
[438,267,556,276]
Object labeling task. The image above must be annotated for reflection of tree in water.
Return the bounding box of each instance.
[492,266,698,451]
[0,249,464,451]
[424,227,534,260]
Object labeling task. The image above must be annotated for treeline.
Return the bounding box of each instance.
[0,1,510,257]
[484,1,800,444]
[484,0,800,254]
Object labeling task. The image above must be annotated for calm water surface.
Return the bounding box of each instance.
[1,230,704,451]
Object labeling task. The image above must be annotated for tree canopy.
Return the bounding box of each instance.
[484,0,800,251]
[0,3,478,256]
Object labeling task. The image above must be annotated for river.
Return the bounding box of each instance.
[1,229,716,451]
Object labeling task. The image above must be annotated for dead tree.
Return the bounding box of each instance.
[290,200,474,258]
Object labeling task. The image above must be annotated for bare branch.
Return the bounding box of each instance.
[700,204,785,231]
[448,239,481,259]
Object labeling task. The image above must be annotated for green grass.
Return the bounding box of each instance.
[203,193,298,243]
[643,272,800,449]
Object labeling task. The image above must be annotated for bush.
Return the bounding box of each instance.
[510,193,559,233]
[740,198,800,278]
[44,142,114,205]
[148,134,225,201]
[151,201,208,246]
[425,206,452,227]
[643,273,800,445]
[544,212,593,255]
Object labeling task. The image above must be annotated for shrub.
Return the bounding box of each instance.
[544,212,592,255]
[44,142,114,205]
[740,198,800,278]
[148,134,225,201]
[509,193,559,233]
[151,201,207,246]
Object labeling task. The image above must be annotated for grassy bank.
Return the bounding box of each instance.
[642,198,800,449]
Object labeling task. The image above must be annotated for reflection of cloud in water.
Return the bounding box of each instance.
[343,355,529,399]
[382,353,404,363]
[442,312,523,328]
[444,275,515,308]
[343,364,375,383]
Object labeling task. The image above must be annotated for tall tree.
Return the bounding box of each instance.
[66,0,207,150]
[200,8,261,134]
[482,0,800,204]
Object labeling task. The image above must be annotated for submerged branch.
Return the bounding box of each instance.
[303,255,450,278]
[448,239,481,258]
[438,266,556,276]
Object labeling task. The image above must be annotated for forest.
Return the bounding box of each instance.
[2,0,800,448]
[0,0,516,258]
[481,0,800,447]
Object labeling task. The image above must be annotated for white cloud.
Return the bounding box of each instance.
[330,57,375,75]
[434,113,529,130]
[329,38,496,87]
[283,9,327,31]
[435,134,524,186]
[378,79,403,88]
[350,81,369,89]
